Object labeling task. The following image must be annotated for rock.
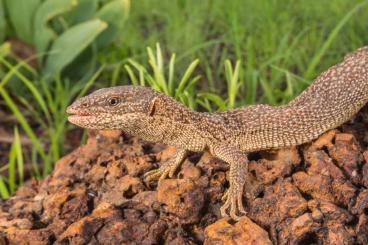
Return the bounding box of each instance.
[124,155,153,176]
[157,179,205,224]
[249,147,301,185]
[352,190,368,215]
[1,109,368,243]
[356,214,368,244]
[277,213,321,244]
[249,178,308,229]
[204,217,272,245]
[328,133,362,185]
[6,228,54,245]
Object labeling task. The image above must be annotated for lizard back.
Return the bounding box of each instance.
[215,47,368,152]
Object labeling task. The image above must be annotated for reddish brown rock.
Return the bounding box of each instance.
[204,217,272,245]
[362,152,368,187]
[1,111,368,244]
[58,202,118,244]
[249,148,301,185]
[294,146,358,207]
[277,213,321,244]
[328,133,362,184]
[124,155,153,176]
[6,228,54,245]
[157,178,205,223]
[249,178,308,229]
[356,214,368,244]
[293,171,336,202]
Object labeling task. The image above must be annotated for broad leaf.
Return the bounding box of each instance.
[43,19,107,79]
[95,0,130,48]
[34,0,78,64]
[65,0,98,25]
[0,0,6,42]
[5,0,41,43]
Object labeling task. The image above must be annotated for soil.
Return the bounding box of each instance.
[1,109,368,244]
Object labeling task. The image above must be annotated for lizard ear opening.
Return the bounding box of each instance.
[148,97,160,116]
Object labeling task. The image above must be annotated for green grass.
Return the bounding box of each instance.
[102,0,368,106]
[0,57,102,197]
[1,0,368,197]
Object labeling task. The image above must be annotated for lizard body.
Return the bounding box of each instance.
[67,46,368,219]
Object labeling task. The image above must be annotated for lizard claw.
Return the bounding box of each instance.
[144,160,180,182]
[220,184,247,220]
[144,168,169,181]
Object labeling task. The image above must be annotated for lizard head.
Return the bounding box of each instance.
[66,85,161,129]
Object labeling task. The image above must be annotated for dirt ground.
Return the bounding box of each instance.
[1,109,368,244]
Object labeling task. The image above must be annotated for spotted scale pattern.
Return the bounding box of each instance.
[67,46,368,220]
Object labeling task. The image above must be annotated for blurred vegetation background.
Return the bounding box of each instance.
[0,0,367,197]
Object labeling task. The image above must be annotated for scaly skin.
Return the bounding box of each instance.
[67,46,368,220]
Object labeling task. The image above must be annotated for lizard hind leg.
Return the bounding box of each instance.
[144,148,187,181]
[220,160,247,220]
[211,144,248,220]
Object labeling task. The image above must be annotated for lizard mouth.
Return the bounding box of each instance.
[66,106,94,126]
[67,112,95,128]
[68,112,91,116]
[66,106,92,117]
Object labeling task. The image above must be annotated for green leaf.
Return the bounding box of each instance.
[225,59,241,109]
[0,42,11,59]
[0,0,6,42]
[14,127,24,185]
[34,0,78,63]
[0,58,51,121]
[0,85,47,162]
[0,176,10,199]
[260,78,277,105]
[197,92,227,111]
[5,0,41,43]
[43,19,107,79]
[65,0,98,25]
[304,1,368,79]
[176,59,200,96]
[8,138,16,193]
[95,0,130,48]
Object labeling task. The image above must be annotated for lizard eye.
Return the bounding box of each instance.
[108,97,120,106]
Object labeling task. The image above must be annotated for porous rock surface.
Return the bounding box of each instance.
[1,111,368,244]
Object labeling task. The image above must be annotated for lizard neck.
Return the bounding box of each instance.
[152,95,201,123]
[116,96,207,151]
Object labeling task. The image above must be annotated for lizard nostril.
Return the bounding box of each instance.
[82,102,88,107]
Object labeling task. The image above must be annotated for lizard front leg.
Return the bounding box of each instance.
[144,148,187,181]
[211,144,248,220]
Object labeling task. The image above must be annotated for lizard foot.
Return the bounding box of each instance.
[220,183,247,221]
[144,160,181,181]
[144,149,187,182]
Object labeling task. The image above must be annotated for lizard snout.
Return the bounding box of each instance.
[66,98,90,115]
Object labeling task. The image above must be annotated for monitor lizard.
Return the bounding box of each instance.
[67,46,368,220]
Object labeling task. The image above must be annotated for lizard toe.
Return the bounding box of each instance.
[229,208,241,221]
[237,192,246,214]
[220,186,247,220]
[144,169,163,181]
[221,190,229,202]
[168,167,177,178]
[220,202,230,218]
[158,168,170,180]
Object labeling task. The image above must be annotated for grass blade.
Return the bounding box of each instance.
[304,0,368,79]
[0,87,47,161]
[14,127,24,185]
[0,176,10,199]
[176,59,200,95]
[0,0,6,43]
[8,139,16,193]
